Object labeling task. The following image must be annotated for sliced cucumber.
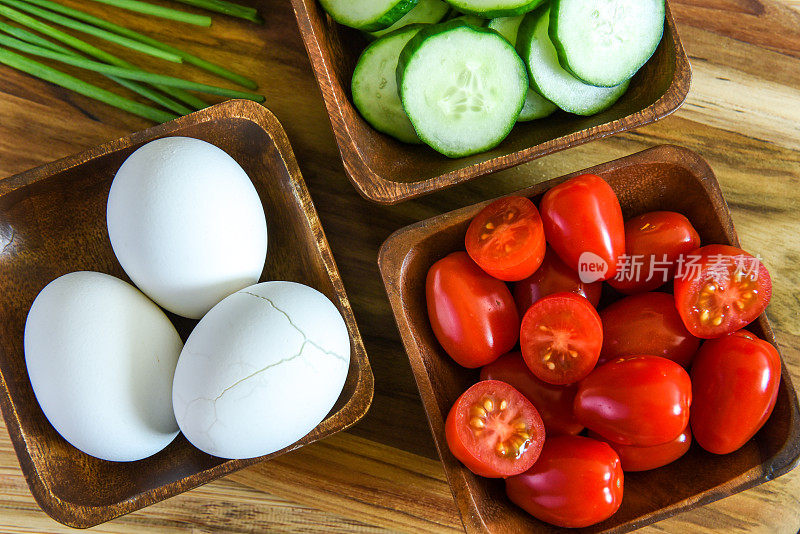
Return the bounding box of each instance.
[367,0,450,39]
[352,25,424,144]
[450,14,488,26]
[518,89,557,121]
[318,0,419,31]
[486,15,523,43]
[398,21,527,158]
[550,0,665,87]
[517,7,629,116]
[444,0,546,18]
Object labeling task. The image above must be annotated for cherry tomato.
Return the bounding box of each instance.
[505,435,623,528]
[513,246,602,314]
[520,293,602,385]
[465,196,546,281]
[690,332,781,454]
[598,292,700,368]
[480,352,583,436]
[426,252,519,368]
[588,427,691,472]
[674,244,771,338]
[445,380,545,478]
[539,174,624,280]
[574,355,692,446]
[609,211,700,294]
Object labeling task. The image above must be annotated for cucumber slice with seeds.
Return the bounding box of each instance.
[397,20,527,158]
[318,0,419,31]
[367,0,450,39]
[517,6,628,116]
[352,25,424,144]
[444,0,546,18]
[550,0,665,87]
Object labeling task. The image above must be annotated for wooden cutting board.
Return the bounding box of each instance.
[1,0,799,532]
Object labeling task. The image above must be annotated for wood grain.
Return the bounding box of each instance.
[0,0,799,532]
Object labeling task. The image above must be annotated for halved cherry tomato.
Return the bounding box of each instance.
[539,174,624,280]
[574,355,692,446]
[598,292,700,368]
[609,211,700,294]
[480,352,583,436]
[674,245,771,338]
[505,435,623,528]
[426,252,519,368]
[513,246,602,314]
[520,292,602,385]
[588,427,692,472]
[690,332,781,455]
[445,380,545,478]
[465,196,546,281]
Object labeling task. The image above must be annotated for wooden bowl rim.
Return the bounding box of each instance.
[0,99,374,528]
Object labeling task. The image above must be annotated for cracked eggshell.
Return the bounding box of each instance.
[107,136,268,319]
[24,271,182,462]
[172,281,351,460]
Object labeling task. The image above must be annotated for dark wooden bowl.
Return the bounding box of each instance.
[378,145,800,533]
[0,99,374,528]
[290,0,691,205]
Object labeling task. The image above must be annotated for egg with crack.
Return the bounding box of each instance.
[172,281,350,459]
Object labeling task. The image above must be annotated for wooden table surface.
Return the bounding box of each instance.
[1,0,799,532]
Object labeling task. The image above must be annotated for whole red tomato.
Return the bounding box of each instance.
[574,355,692,446]
[445,380,545,478]
[513,246,602,314]
[690,332,781,454]
[465,196,546,281]
[598,292,700,367]
[588,427,691,472]
[426,252,519,368]
[609,211,700,294]
[673,245,771,338]
[505,435,623,528]
[539,174,624,281]
[480,352,583,436]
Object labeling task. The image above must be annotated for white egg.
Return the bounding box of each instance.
[24,271,182,462]
[172,281,350,459]
[107,136,268,319]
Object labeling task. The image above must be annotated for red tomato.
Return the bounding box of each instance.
[505,435,623,528]
[480,352,583,436]
[598,292,700,368]
[465,196,546,281]
[426,252,519,368]
[539,174,624,281]
[445,380,545,478]
[520,293,603,385]
[588,427,691,472]
[609,211,700,294]
[690,333,781,454]
[674,245,771,338]
[513,246,602,314]
[574,355,692,446]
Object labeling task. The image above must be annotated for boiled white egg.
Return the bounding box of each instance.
[172,281,350,459]
[24,271,183,462]
[106,136,268,319]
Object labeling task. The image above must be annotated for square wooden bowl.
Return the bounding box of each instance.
[378,145,800,533]
[0,99,373,528]
[290,0,691,205]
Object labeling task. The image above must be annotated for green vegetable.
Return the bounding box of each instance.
[85,0,212,27]
[0,47,176,122]
[172,0,262,23]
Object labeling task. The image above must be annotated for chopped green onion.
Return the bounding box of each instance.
[0,21,192,114]
[0,46,176,122]
[12,0,257,89]
[85,0,211,27]
[0,0,182,62]
[172,0,262,23]
[0,34,265,101]
[0,3,207,109]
